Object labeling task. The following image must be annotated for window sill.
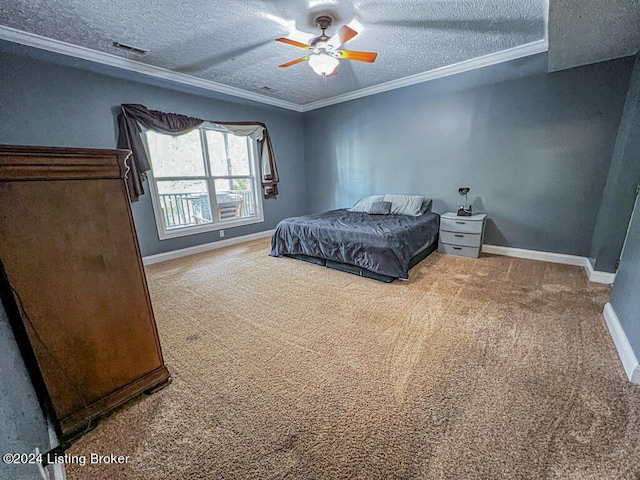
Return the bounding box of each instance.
[157,214,264,240]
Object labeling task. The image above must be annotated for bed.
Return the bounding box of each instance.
[270,194,440,282]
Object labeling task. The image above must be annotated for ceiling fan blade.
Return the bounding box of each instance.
[275,37,311,49]
[278,56,309,68]
[327,25,358,48]
[338,50,378,63]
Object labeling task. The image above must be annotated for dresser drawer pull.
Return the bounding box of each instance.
[455,221,466,224]
[454,234,464,238]
[452,247,462,250]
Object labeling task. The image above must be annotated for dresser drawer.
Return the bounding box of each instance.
[438,243,481,258]
[439,230,482,247]
[440,216,484,234]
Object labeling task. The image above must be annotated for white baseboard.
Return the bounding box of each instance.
[603,303,640,384]
[584,258,617,284]
[482,244,585,265]
[36,419,66,479]
[142,229,275,265]
[482,244,616,284]
[142,237,617,283]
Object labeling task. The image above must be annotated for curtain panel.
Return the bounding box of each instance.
[117,104,279,202]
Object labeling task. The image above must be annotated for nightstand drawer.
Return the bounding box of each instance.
[438,243,481,258]
[440,217,484,234]
[439,230,482,247]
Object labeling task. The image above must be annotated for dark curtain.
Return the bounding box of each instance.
[117,104,203,201]
[215,121,280,198]
[117,104,279,202]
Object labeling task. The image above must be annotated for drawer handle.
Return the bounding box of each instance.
[453,247,462,250]
[454,234,464,238]
[455,221,466,224]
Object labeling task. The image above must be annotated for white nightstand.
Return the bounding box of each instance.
[438,212,487,258]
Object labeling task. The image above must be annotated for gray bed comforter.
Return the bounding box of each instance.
[270,209,440,279]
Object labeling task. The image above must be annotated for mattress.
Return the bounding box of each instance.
[270,209,440,280]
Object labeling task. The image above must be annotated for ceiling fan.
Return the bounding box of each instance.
[276,16,378,78]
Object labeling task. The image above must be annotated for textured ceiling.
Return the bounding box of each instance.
[548,0,640,72]
[0,0,546,108]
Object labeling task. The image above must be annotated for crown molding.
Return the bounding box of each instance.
[0,25,547,113]
[0,25,304,112]
[300,39,549,111]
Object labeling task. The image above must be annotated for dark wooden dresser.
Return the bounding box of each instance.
[0,145,171,443]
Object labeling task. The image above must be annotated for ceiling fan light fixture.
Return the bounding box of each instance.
[308,53,339,76]
[275,15,376,79]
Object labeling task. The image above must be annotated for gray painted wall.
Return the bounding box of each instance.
[303,53,633,257]
[607,53,640,358]
[0,40,306,256]
[609,196,640,357]
[591,52,640,273]
[0,304,50,480]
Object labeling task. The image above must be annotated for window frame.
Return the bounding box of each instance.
[144,125,265,240]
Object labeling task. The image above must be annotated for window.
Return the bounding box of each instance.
[144,126,264,239]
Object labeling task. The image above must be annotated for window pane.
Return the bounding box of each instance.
[205,130,227,176]
[205,130,251,177]
[227,134,250,175]
[146,130,205,177]
[214,178,255,221]
[156,180,212,228]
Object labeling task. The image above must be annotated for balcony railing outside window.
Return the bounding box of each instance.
[159,191,254,228]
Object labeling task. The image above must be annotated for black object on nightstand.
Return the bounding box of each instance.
[457,187,473,216]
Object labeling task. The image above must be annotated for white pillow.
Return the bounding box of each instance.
[350,195,384,212]
[420,198,433,214]
[383,194,426,216]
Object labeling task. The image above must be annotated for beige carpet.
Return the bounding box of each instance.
[67,238,640,479]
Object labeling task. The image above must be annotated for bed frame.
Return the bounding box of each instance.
[285,235,438,283]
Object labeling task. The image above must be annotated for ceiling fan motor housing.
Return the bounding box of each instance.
[315,16,333,31]
[311,16,333,47]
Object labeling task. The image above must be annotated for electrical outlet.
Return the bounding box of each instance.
[219,230,224,238]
